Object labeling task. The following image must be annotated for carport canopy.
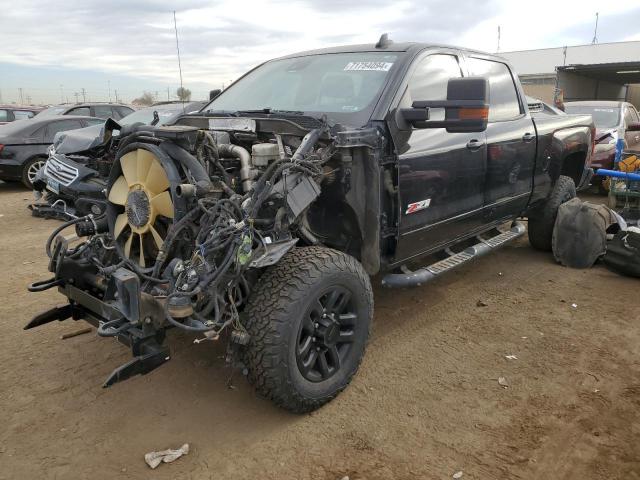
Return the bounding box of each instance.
[558,62,640,85]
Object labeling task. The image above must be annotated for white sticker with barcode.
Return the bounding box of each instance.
[344,62,393,72]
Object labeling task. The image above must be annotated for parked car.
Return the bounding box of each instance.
[29,38,593,413]
[0,105,44,125]
[37,103,134,121]
[0,116,104,187]
[30,101,208,219]
[564,101,640,192]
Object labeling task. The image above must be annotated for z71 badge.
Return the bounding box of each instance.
[405,198,431,214]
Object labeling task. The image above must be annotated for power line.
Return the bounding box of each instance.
[18,88,24,104]
[81,88,87,102]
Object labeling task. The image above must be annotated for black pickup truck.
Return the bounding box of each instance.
[28,37,593,413]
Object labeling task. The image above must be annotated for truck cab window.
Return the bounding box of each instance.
[407,54,462,120]
[467,58,521,122]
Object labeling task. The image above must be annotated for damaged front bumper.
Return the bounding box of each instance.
[27,239,170,387]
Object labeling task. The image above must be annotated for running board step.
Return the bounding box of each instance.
[382,222,526,288]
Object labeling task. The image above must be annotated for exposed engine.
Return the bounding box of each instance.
[32,117,343,366]
[102,123,331,334]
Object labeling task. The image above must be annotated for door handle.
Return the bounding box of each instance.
[522,132,535,143]
[466,139,485,150]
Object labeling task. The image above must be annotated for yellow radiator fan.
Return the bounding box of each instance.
[107,148,174,266]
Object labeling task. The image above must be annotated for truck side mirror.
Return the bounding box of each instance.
[627,122,640,132]
[209,89,222,101]
[401,77,489,133]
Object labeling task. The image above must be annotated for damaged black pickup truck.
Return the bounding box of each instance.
[28,38,594,412]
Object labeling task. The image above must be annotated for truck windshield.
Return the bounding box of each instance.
[564,105,620,129]
[202,52,399,126]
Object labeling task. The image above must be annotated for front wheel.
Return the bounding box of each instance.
[243,246,373,413]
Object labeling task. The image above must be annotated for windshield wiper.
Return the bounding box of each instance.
[234,108,306,116]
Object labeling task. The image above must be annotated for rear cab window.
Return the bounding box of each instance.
[467,57,522,122]
[0,110,8,122]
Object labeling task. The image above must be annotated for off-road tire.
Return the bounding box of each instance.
[22,156,46,189]
[528,175,576,251]
[243,246,373,413]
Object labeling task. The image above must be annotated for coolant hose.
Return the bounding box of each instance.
[160,142,212,186]
[45,215,92,258]
[217,144,253,192]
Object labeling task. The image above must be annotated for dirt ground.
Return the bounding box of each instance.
[1,182,639,480]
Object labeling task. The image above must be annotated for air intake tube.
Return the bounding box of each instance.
[217,144,253,192]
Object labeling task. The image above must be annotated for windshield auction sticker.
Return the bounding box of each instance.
[344,62,393,72]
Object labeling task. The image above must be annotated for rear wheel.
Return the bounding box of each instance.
[528,175,576,251]
[22,156,46,189]
[243,246,373,413]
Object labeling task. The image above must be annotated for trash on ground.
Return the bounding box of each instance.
[60,327,92,340]
[505,354,518,360]
[571,303,578,309]
[144,443,189,469]
[476,300,488,307]
[552,198,618,268]
[498,377,509,388]
[453,471,464,479]
[604,229,640,278]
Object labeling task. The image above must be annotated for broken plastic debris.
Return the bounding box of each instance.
[505,355,518,360]
[476,300,488,307]
[571,303,578,308]
[498,377,509,388]
[144,443,189,469]
[453,471,464,479]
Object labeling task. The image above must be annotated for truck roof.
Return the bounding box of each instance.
[275,41,496,61]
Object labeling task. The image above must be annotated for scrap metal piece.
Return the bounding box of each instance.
[250,238,298,268]
[103,344,170,388]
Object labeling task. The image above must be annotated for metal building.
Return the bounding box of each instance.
[500,41,640,108]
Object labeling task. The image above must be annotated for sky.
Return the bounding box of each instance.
[1,0,639,105]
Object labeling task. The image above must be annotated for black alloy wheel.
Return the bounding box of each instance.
[296,286,358,382]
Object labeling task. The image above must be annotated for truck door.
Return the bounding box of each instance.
[466,57,536,222]
[392,53,487,262]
